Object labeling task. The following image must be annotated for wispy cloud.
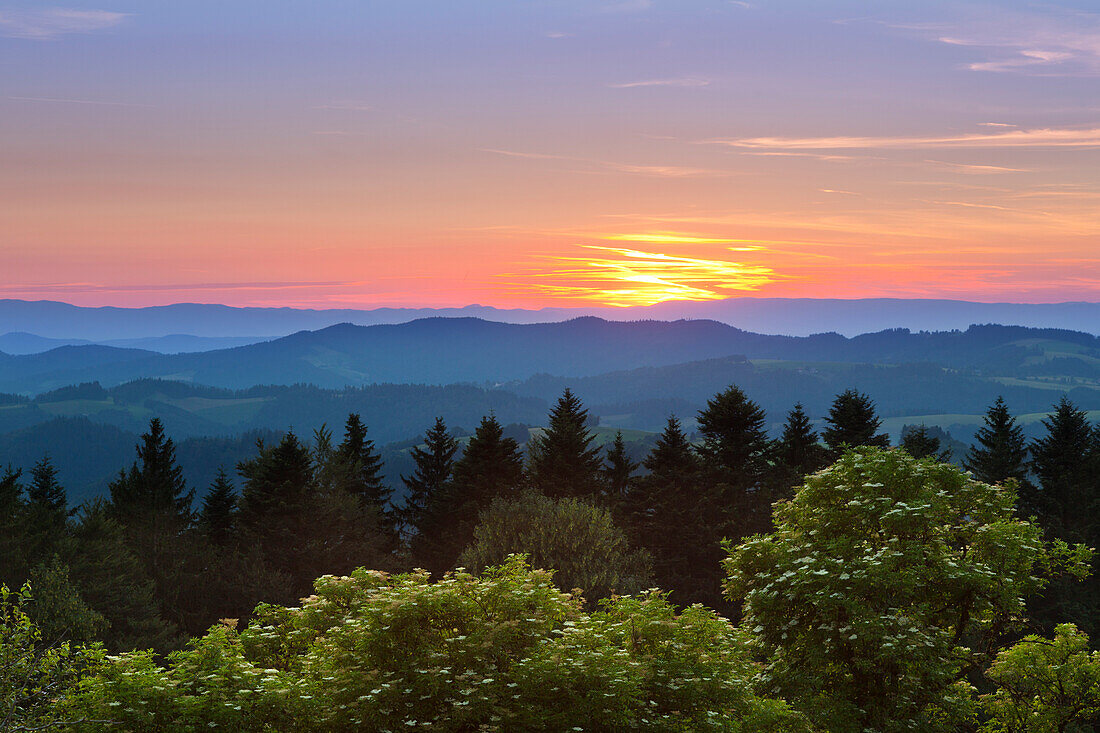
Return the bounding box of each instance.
[708,126,1100,150]
[0,8,128,40]
[737,150,868,162]
[924,159,1030,174]
[897,9,1100,77]
[502,244,776,306]
[608,78,710,88]
[600,162,729,178]
[0,281,357,295]
[479,148,570,160]
[480,147,729,177]
[7,95,151,107]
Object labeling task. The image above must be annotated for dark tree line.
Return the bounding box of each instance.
[1,385,1097,654]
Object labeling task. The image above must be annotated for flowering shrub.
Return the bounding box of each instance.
[63,556,803,731]
[981,623,1100,732]
[1,584,102,731]
[724,447,1091,733]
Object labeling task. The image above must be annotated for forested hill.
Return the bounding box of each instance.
[2,317,1100,394]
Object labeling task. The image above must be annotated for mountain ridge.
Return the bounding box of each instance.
[4,297,1100,341]
[1,317,1098,396]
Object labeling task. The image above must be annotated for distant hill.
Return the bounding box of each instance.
[0,379,547,443]
[3,297,1099,340]
[0,331,268,355]
[2,317,1100,395]
[511,357,1100,437]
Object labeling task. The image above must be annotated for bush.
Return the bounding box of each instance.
[459,491,651,603]
[63,557,803,731]
[725,447,1091,733]
[981,623,1100,732]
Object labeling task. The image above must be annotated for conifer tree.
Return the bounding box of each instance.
[822,389,889,454]
[449,414,525,503]
[695,385,771,488]
[24,455,68,564]
[109,418,194,532]
[527,389,603,499]
[642,416,700,481]
[770,403,828,494]
[199,468,237,545]
[108,418,194,622]
[627,416,716,607]
[237,432,315,528]
[26,455,66,527]
[600,431,638,508]
[965,397,1030,488]
[412,414,524,575]
[0,466,26,588]
[900,424,949,461]
[1029,397,1099,542]
[238,430,393,597]
[67,499,179,652]
[401,417,459,533]
[1027,398,1100,637]
[338,413,391,513]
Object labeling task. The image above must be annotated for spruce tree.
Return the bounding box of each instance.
[238,430,393,596]
[401,417,459,533]
[24,455,68,564]
[0,466,25,587]
[109,418,194,532]
[965,396,1030,487]
[450,414,525,506]
[600,431,638,508]
[338,413,391,513]
[412,414,524,574]
[822,389,889,455]
[695,385,771,488]
[628,416,720,607]
[1029,397,1099,542]
[900,424,949,461]
[108,418,194,623]
[199,468,237,545]
[67,499,179,652]
[527,389,603,499]
[771,403,828,494]
[630,416,700,530]
[642,416,700,481]
[237,432,315,527]
[1028,397,1100,637]
[26,455,66,526]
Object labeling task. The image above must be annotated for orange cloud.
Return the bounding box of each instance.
[709,126,1100,149]
[501,244,777,306]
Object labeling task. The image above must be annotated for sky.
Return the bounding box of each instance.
[2,0,1099,308]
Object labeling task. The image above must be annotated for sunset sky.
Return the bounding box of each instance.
[3,0,1099,308]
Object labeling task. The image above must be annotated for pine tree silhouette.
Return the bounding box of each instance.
[822,389,889,454]
[770,403,828,497]
[401,417,459,533]
[1030,397,1099,541]
[412,413,524,575]
[900,424,949,461]
[965,397,1030,487]
[199,468,237,544]
[600,431,638,508]
[338,413,391,514]
[696,385,771,490]
[527,389,603,499]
